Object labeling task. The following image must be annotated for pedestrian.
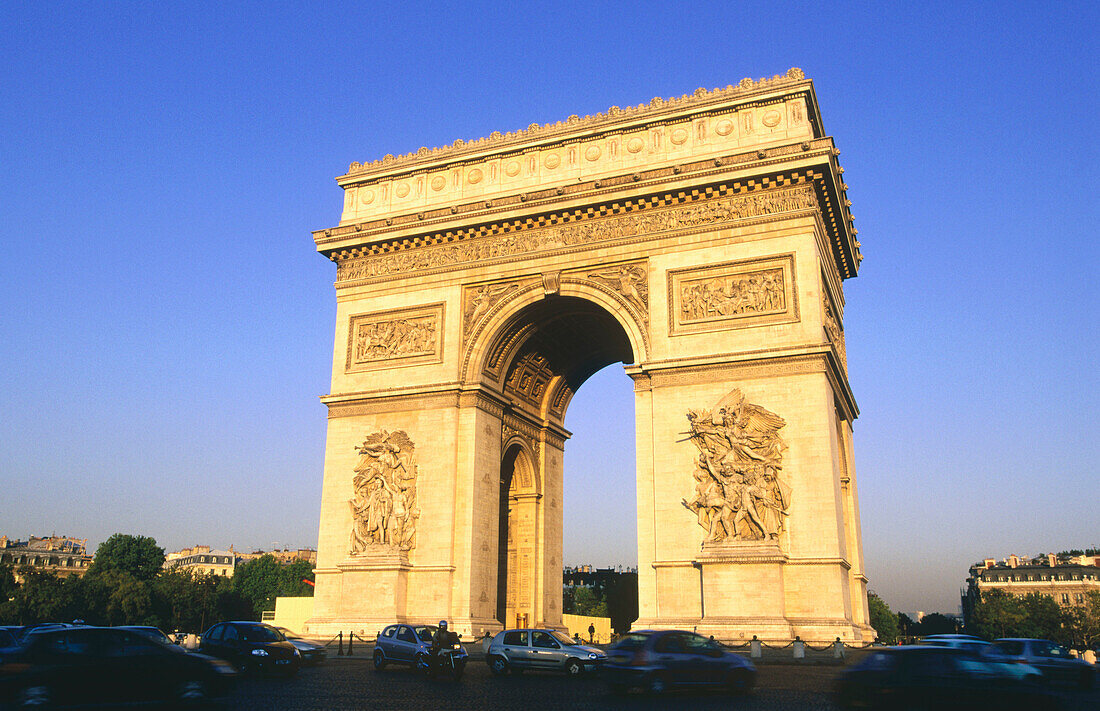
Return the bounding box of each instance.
[588,623,595,644]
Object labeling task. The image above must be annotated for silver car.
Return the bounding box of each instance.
[373,623,441,671]
[487,628,606,676]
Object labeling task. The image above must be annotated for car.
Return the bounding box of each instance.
[834,646,1058,710]
[486,628,606,677]
[990,637,1095,689]
[601,629,755,695]
[0,627,22,664]
[272,626,327,665]
[117,625,174,645]
[373,623,449,671]
[916,634,1044,683]
[198,621,301,676]
[0,626,236,708]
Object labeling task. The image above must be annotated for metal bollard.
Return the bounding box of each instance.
[337,631,344,656]
[833,637,845,659]
[793,636,805,659]
[347,631,354,655]
[750,635,762,659]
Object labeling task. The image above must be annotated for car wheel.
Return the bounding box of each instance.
[727,668,755,695]
[489,655,509,676]
[373,649,387,671]
[17,685,51,707]
[177,679,208,705]
[564,658,582,676]
[647,673,667,695]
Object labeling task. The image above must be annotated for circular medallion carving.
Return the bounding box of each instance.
[762,110,782,127]
[584,145,601,162]
[395,183,410,198]
[715,119,734,136]
[430,176,446,191]
[670,128,689,145]
[627,137,644,153]
[505,161,520,177]
[467,168,483,184]
[360,189,375,205]
[544,153,560,169]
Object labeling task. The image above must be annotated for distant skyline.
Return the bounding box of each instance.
[2,2,1097,616]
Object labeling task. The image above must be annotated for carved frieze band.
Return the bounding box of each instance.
[345,303,444,372]
[335,183,816,284]
[667,254,798,336]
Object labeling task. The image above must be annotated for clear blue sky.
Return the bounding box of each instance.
[2,2,1097,616]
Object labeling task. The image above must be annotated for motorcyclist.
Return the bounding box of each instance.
[430,620,456,663]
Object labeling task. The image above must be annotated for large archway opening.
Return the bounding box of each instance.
[484,294,637,630]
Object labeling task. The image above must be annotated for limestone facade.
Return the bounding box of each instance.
[306,69,873,643]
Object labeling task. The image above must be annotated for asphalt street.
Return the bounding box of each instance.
[223,658,1100,711]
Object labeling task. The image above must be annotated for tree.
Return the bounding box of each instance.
[918,612,959,635]
[968,589,1027,639]
[564,586,608,618]
[87,534,165,581]
[232,555,284,619]
[867,593,899,644]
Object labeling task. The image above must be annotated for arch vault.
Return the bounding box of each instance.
[307,69,874,643]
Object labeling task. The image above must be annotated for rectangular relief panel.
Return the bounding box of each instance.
[345,303,445,372]
[667,254,798,336]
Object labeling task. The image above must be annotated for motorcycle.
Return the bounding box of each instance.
[416,642,468,680]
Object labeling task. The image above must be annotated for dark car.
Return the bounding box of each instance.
[601,629,755,695]
[117,626,174,645]
[0,627,21,664]
[990,637,1095,689]
[198,621,300,676]
[0,626,236,708]
[834,646,1058,710]
[272,627,327,665]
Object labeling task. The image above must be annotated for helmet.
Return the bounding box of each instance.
[439,620,448,629]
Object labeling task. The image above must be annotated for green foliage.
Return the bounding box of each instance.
[0,534,311,632]
[867,593,899,644]
[563,586,608,618]
[918,612,959,636]
[87,534,165,581]
[231,554,314,619]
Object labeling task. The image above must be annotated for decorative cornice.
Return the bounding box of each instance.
[342,69,809,178]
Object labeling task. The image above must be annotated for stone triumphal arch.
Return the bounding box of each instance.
[306,69,874,642]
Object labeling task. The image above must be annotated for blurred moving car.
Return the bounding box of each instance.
[117,626,173,645]
[601,630,755,695]
[373,623,447,671]
[990,638,1095,689]
[486,628,606,677]
[198,621,300,676]
[0,627,21,664]
[834,646,1058,710]
[272,626,327,665]
[0,626,236,708]
[916,634,1044,683]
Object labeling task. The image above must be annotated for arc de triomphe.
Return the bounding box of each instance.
[306,69,874,643]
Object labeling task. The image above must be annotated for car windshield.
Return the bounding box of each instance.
[239,624,284,642]
[549,630,577,646]
[414,626,438,642]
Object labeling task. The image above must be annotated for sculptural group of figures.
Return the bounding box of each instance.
[354,318,436,362]
[681,269,784,322]
[681,390,791,542]
[349,430,420,553]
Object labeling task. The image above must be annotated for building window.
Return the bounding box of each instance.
[1061,594,1070,604]
[1075,594,1084,603]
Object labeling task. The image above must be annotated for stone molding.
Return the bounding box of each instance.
[342,69,810,178]
[332,181,818,285]
[667,253,798,336]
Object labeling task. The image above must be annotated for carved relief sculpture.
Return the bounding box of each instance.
[822,292,847,369]
[349,430,420,553]
[680,267,784,323]
[587,263,648,315]
[346,304,444,371]
[681,390,791,543]
[463,282,520,338]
